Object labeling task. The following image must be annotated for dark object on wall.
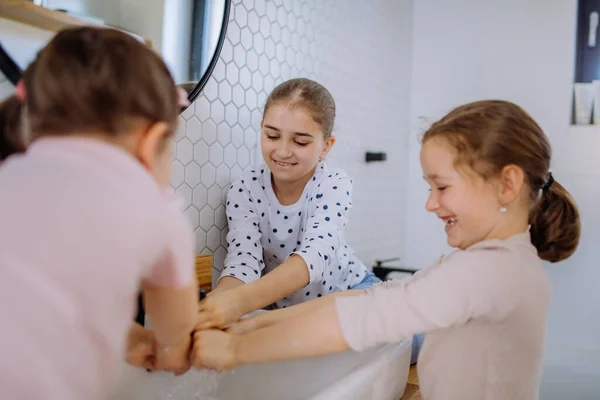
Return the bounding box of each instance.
[365,151,387,163]
[0,43,21,85]
[372,257,419,281]
[575,0,600,83]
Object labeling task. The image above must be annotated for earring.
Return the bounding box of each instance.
[500,206,507,213]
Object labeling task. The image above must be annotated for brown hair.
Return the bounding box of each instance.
[423,100,580,263]
[0,95,26,161]
[263,78,336,139]
[12,26,179,141]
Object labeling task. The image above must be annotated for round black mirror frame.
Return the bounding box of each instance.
[184,0,231,112]
[0,42,21,86]
[0,0,231,114]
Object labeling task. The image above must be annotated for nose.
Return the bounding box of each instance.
[274,140,292,158]
[425,191,440,212]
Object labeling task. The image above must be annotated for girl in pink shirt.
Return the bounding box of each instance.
[189,100,581,399]
[0,27,198,399]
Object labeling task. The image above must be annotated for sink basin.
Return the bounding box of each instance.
[111,337,412,400]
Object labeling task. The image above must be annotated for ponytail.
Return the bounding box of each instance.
[529,179,581,263]
[0,95,26,161]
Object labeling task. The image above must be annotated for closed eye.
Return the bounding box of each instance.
[427,186,448,192]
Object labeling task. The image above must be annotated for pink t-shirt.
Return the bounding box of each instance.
[0,137,194,399]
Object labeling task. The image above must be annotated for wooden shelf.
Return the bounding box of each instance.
[0,1,151,47]
[195,254,213,293]
[0,0,101,32]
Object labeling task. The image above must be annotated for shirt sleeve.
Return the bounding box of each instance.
[143,189,195,287]
[335,247,524,351]
[292,174,353,284]
[219,179,264,284]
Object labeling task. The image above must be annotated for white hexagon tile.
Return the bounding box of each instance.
[171,0,414,278]
[0,71,15,101]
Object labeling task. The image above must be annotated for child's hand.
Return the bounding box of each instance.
[195,288,247,330]
[226,315,264,334]
[154,334,192,372]
[191,329,238,372]
[125,322,156,370]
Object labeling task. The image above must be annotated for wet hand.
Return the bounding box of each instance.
[191,329,238,372]
[195,288,247,330]
[125,323,156,370]
[154,335,192,373]
[226,315,264,334]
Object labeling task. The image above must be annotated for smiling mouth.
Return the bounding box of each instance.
[441,217,457,228]
[272,159,298,168]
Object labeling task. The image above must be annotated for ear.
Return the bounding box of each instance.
[15,79,26,103]
[498,164,525,205]
[136,122,169,170]
[320,136,336,159]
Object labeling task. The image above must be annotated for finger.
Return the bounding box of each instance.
[194,311,218,329]
[174,364,191,376]
[126,342,153,367]
[142,355,156,370]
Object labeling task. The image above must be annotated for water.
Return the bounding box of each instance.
[113,366,223,400]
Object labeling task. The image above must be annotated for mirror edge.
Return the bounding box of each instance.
[183,0,232,113]
[0,0,232,113]
[0,42,22,86]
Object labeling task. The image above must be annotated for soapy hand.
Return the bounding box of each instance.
[195,288,248,330]
[154,335,192,373]
[225,314,266,334]
[125,322,192,376]
[125,322,156,370]
[191,329,238,372]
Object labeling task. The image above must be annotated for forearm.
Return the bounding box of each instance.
[247,289,364,329]
[214,276,245,292]
[237,255,310,314]
[234,297,349,365]
[143,281,198,346]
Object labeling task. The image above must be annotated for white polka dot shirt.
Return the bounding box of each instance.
[219,162,368,308]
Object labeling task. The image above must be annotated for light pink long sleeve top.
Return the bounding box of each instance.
[0,137,194,399]
[336,232,550,400]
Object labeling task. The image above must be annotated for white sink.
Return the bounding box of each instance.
[112,338,412,400]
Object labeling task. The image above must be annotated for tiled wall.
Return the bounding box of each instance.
[0,0,414,284]
[175,0,413,282]
[0,71,14,100]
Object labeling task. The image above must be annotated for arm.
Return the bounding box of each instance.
[143,280,197,346]
[236,297,347,364]
[227,289,365,334]
[233,254,309,314]
[192,295,349,370]
[196,255,310,330]
[290,174,354,289]
[143,190,198,369]
[193,248,524,369]
[213,276,245,292]
[234,174,360,316]
[218,177,265,285]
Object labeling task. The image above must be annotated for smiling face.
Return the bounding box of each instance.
[261,104,334,184]
[420,138,509,250]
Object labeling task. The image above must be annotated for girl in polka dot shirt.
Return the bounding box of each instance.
[195,78,380,330]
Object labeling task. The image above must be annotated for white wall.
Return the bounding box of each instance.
[0,18,54,73]
[2,0,414,283]
[406,0,600,354]
[174,0,413,282]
